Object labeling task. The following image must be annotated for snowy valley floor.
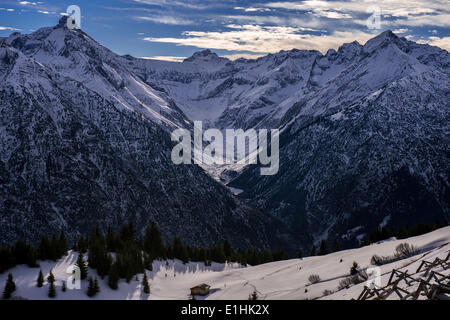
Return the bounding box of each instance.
[1,227,449,300]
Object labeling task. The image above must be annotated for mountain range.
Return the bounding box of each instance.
[0,16,448,251]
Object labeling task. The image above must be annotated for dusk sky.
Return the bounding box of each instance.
[0,0,449,61]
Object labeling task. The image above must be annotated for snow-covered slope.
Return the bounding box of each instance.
[125,48,321,130]
[5,17,188,131]
[2,227,449,300]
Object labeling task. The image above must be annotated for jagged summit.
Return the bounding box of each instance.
[338,40,362,52]
[378,29,398,39]
[57,15,69,28]
[183,49,228,63]
[364,30,401,52]
[56,15,81,31]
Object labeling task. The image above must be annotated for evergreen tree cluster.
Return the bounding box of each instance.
[71,222,290,291]
[87,277,100,297]
[308,239,341,257]
[0,230,68,273]
[1,222,292,295]
[360,221,447,246]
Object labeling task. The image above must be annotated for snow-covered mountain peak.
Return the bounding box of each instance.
[363,30,400,52]
[56,15,70,29]
[5,21,192,131]
[184,49,229,64]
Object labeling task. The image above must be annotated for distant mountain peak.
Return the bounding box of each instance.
[378,29,397,38]
[56,15,69,29]
[56,15,83,32]
[364,30,401,52]
[184,49,227,63]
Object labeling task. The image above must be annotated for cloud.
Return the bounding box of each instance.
[136,15,195,25]
[315,10,352,19]
[222,15,326,30]
[234,7,272,13]
[263,1,450,25]
[143,24,375,54]
[264,0,446,16]
[392,14,450,27]
[0,26,21,31]
[423,36,450,50]
[140,56,186,62]
[133,0,209,10]
[18,1,39,5]
[392,28,409,34]
[0,8,15,12]
[16,0,62,15]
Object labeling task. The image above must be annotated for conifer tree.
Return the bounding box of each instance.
[108,263,119,290]
[37,269,44,287]
[310,245,316,256]
[47,270,55,284]
[332,239,340,252]
[58,230,68,256]
[76,252,88,280]
[223,240,233,261]
[62,281,66,292]
[319,240,328,256]
[173,236,189,264]
[212,243,226,263]
[38,235,51,260]
[88,235,110,278]
[142,272,150,294]
[120,222,136,244]
[106,227,119,252]
[48,281,56,298]
[11,240,37,267]
[94,277,100,295]
[261,250,273,263]
[49,233,59,261]
[0,246,12,274]
[87,277,96,297]
[272,249,288,261]
[143,222,165,259]
[2,273,16,299]
[298,250,303,259]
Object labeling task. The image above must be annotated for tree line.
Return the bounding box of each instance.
[73,222,290,289]
[359,220,447,246]
[0,231,68,274]
[1,221,291,295]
